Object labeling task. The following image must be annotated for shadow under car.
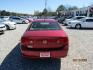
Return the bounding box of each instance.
[0,43,61,70]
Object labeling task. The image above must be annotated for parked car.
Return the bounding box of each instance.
[58,17,65,24]
[68,17,93,29]
[64,16,86,25]
[10,17,29,24]
[0,23,6,34]
[0,18,16,30]
[26,18,34,23]
[20,19,69,58]
[0,16,10,20]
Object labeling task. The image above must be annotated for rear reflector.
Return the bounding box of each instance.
[27,45,33,48]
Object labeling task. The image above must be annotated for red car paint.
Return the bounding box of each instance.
[20,19,69,58]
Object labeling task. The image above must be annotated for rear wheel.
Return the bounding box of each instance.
[22,21,26,24]
[6,25,10,30]
[75,24,81,29]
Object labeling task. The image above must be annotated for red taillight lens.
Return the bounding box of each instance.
[63,37,68,44]
[21,37,29,45]
[57,37,68,45]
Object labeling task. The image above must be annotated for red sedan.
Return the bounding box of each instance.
[20,19,69,58]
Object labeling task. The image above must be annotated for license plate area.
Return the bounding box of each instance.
[40,52,50,57]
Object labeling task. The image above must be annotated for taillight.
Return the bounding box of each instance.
[21,37,29,45]
[57,37,68,45]
[64,37,68,45]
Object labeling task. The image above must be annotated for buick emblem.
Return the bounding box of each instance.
[43,40,47,44]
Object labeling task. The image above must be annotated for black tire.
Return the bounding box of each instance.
[6,25,10,30]
[75,24,81,29]
[22,21,26,24]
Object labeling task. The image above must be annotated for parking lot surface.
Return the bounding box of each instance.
[0,24,93,70]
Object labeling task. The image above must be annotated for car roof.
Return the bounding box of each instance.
[32,19,57,22]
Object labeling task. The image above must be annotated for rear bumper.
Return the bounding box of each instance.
[20,45,68,58]
[0,27,6,33]
[0,30,4,34]
[0,27,6,31]
[9,24,16,29]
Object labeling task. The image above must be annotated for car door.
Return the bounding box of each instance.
[85,19,93,28]
[80,19,86,28]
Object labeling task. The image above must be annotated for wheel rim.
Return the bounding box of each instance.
[76,25,80,29]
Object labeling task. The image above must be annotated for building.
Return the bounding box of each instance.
[59,5,93,17]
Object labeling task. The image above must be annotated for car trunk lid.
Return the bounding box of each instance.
[21,30,68,49]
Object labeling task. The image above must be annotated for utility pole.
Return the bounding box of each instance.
[45,0,47,9]
[44,0,47,17]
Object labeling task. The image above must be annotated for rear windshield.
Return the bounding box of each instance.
[28,22,61,30]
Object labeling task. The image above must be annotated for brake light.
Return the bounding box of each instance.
[57,37,68,44]
[21,37,29,45]
[64,37,68,45]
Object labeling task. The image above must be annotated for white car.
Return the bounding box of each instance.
[0,23,6,34]
[0,19,16,30]
[10,17,29,24]
[64,16,85,25]
[0,16,10,20]
[68,17,93,29]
